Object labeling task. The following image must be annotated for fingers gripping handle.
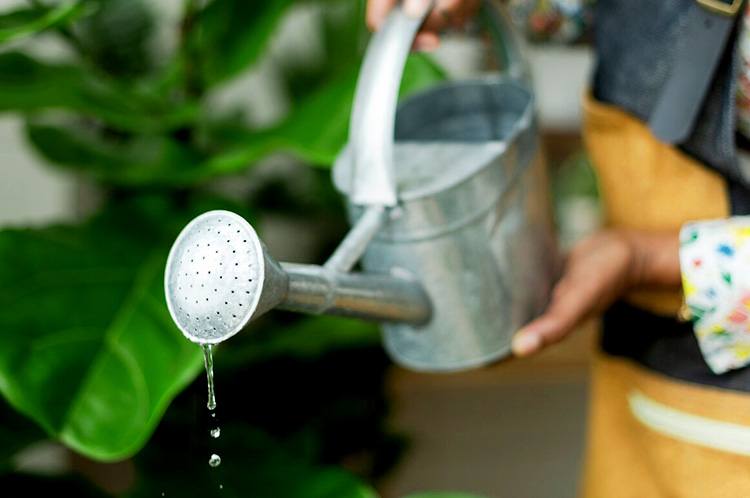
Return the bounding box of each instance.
[348,1,434,207]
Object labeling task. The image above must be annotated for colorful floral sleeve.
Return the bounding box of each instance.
[680,218,750,374]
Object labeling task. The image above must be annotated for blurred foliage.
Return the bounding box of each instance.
[404,494,488,498]
[551,151,598,201]
[0,0,454,496]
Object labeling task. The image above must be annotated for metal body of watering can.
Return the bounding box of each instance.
[333,80,558,371]
[163,1,559,373]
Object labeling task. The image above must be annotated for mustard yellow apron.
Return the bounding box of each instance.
[580,95,750,497]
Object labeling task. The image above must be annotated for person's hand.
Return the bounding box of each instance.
[366,0,481,50]
[511,229,682,357]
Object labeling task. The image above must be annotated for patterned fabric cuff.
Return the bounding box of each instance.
[680,218,750,374]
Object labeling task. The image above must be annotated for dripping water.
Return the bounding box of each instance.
[202,344,221,468]
[202,344,216,411]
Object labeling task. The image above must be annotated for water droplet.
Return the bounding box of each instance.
[209,454,221,467]
[210,427,221,439]
[211,413,216,418]
[219,484,224,490]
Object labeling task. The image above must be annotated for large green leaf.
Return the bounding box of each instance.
[0,51,196,132]
[0,1,89,45]
[0,197,231,461]
[26,53,445,186]
[191,0,295,87]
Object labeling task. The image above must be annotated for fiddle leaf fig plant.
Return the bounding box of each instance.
[0,0,448,496]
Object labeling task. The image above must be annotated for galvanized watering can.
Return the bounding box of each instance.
[164,2,559,372]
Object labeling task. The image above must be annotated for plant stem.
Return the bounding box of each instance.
[180,0,206,99]
[27,0,89,58]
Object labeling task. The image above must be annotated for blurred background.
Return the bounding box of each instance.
[0,0,600,497]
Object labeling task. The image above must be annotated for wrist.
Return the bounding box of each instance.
[621,229,682,289]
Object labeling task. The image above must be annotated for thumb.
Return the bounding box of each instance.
[366,0,398,30]
[404,0,433,17]
[511,278,595,357]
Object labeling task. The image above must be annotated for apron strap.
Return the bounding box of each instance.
[649,0,743,144]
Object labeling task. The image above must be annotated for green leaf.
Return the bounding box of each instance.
[192,0,295,87]
[0,51,196,132]
[26,122,207,185]
[74,0,155,78]
[0,197,242,461]
[0,1,89,45]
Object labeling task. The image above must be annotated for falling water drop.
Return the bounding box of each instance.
[209,454,221,467]
[202,344,216,411]
[210,427,221,439]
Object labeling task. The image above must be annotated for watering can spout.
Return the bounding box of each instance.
[164,210,432,345]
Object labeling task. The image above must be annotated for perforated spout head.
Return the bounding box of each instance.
[164,210,288,344]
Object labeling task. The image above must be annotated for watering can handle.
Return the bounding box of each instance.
[347,1,527,208]
[347,1,434,207]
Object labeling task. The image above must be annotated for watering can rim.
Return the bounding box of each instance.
[334,76,535,203]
